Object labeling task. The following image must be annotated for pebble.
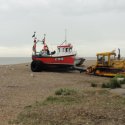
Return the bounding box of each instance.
[11,68,15,70]
[30,73,34,77]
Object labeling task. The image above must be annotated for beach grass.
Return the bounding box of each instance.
[10,88,125,125]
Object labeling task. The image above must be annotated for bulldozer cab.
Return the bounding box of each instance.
[96,52,116,67]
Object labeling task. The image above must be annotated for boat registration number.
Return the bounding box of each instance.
[55,57,64,61]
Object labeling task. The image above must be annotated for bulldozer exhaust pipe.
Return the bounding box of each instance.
[118,48,120,60]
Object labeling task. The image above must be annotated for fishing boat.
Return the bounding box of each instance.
[31,32,85,72]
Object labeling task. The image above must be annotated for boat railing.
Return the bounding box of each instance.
[56,51,76,56]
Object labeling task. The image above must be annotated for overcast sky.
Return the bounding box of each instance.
[0,0,125,57]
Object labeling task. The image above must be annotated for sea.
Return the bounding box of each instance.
[0,57,32,65]
[0,57,96,65]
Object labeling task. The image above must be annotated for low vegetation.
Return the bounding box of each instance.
[102,79,121,89]
[91,83,98,87]
[102,74,125,89]
[55,88,77,96]
[10,88,125,125]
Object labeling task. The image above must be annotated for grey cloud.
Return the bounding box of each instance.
[48,0,125,15]
[0,0,125,56]
[1,0,125,16]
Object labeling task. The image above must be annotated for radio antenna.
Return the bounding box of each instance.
[60,29,68,46]
[65,29,67,43]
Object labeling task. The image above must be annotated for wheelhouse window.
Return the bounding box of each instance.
[66,48,68,52]
[58,48,60,52]
[69,48,72,52]
[63,48,64,52]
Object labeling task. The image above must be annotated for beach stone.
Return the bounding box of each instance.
[6,65,10,69]
[4,70,7,74]
[111,88,125,96]
[30,73,34,77]
[10,68,15,70]
[1,75,4,78]
[122,84,125,89]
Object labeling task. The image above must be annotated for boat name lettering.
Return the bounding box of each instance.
[55,57,64,61]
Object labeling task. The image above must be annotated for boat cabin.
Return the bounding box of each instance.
[57,44,73,53]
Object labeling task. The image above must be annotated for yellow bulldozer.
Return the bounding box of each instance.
[87,49,125,77]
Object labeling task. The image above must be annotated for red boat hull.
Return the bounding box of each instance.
[32,55,75,66]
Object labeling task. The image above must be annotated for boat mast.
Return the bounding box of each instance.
[43,34,46,51]
[32,32,36,55]
[60,29,68,46]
